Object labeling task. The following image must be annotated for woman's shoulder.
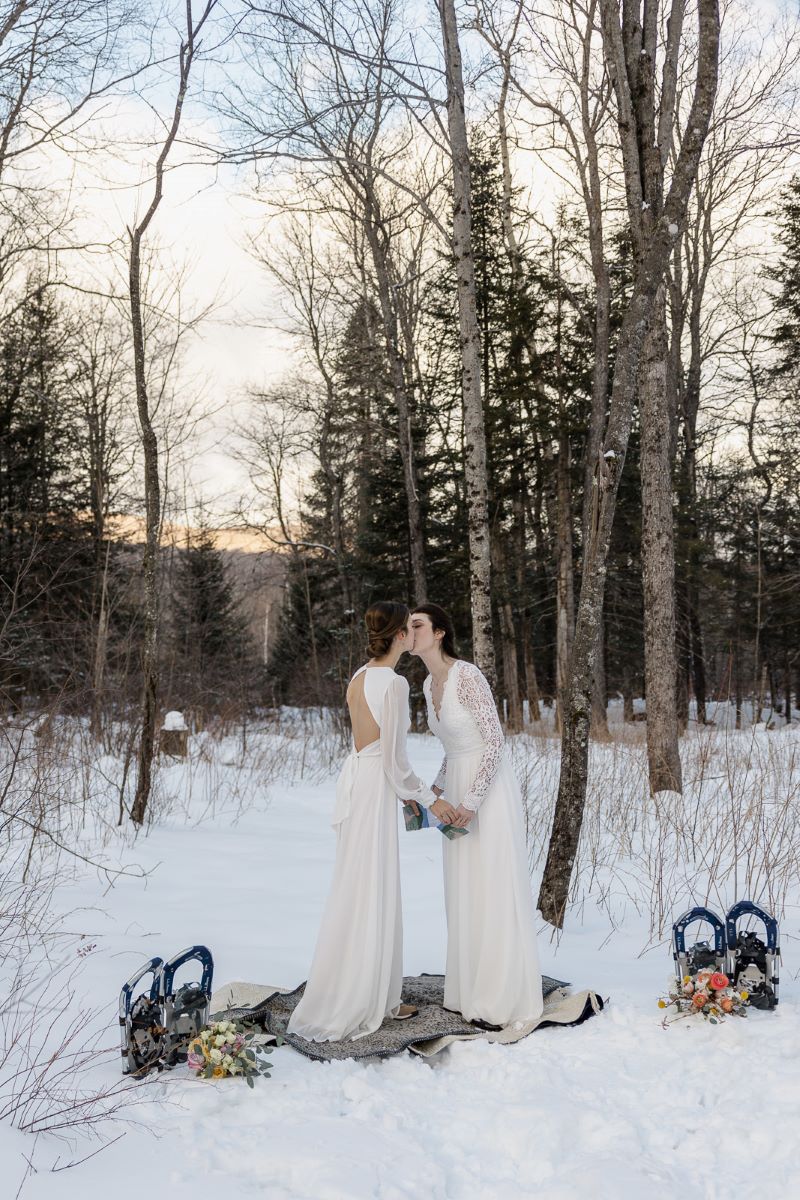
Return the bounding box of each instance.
[455,659,482,680]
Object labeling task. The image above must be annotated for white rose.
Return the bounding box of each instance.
[210,1048,223,1063]
[214,1035,226,1047]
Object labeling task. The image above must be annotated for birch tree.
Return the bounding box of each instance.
[538,0,720,927]
[438,0,495,686]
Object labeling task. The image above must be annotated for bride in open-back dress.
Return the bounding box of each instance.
[288,601,456,1043]
[411,603,543,1028]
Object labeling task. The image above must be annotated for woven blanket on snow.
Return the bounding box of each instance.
[210,974,604,1062]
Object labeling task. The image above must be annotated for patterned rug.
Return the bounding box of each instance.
[210,974,604,1062]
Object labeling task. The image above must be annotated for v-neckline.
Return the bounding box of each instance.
[431,660,456,723]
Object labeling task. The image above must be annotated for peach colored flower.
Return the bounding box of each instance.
[710,972,729,991]
[693,991,709,1008]
[683,982,695,995]
[720,997,734,1013]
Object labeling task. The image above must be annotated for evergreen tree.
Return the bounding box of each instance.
[169,527,252,712]
[0,284,95,700]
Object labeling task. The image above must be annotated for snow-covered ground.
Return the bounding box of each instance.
[4,716,800,1199]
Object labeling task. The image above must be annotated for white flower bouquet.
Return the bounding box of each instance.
[187,1020,275,1086]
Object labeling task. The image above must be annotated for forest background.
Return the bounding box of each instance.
[3,0,800,917]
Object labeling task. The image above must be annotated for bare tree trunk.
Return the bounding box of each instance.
[538,0,720,926]
[622,662,635,723]
[499,599,523,732]
[439,0,495,687]
[640,287,682,791]
[129,1,215,826]
[554,434,575,734]
[492,530,523,731]
[676,575,691,730]
[363,210,427,601]
[129,228,162,826]
[90,540,111,741]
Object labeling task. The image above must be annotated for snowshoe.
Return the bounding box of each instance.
[672,907,726,983]
[119,957,165,1077]
[726,901,779,1010]
[159,945,214,1068]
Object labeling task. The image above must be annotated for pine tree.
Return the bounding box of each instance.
[0,283,95,699]
[169,527,251,711]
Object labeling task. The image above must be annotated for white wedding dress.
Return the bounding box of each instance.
[425,659,543,1027]
[288,665,435,1042]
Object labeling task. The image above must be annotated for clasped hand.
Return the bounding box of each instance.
[403,796,473,827]
[432,796,474,827]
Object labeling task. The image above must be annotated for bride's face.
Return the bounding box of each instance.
[396,621,414,652]
[409,612,439,656]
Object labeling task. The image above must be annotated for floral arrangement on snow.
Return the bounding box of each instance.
[658,970,749,1025]
[187,1020,275,1086]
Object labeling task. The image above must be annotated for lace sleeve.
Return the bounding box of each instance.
[381,675,436,808]
[457,663,504,811]
[433,757,447,792]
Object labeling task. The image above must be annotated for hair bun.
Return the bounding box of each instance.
[364,601,410,659]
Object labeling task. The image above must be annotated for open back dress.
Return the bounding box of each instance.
[287,665,435,1042]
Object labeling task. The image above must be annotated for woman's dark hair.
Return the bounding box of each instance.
[365,600,410,659]
[411,603,459,659]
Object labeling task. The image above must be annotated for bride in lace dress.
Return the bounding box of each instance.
[410,603,543,1028]
[288,601,457,1043]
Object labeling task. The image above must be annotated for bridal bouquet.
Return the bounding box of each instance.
[187,1020,275,1086]
[658,970,749,1026]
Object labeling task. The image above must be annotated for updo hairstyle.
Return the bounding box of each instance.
[411,603,459,658]
[365,600,411,659]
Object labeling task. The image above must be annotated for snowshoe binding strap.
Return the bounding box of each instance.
[726,901,779,1010]
[119,957,165,1077]
[672,907,726,982]
[159,946,214,1068]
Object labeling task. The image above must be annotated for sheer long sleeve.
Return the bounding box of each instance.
[380,675,436,807]
[433,757,447,792]
[457,663,505,811]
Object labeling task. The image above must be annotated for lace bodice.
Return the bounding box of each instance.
[423,659,504,812]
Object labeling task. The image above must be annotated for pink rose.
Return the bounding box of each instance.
[188,1051,205,1071]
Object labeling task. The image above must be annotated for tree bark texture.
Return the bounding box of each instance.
[640,286,683,791]
[439,0,495,688]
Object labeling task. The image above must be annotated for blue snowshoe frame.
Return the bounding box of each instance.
[159,945,214,1067]
[672,907,726,981]
[119,956,164,1076]
[726,900,779,1009]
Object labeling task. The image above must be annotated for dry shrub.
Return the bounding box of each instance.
[514,721,800,947]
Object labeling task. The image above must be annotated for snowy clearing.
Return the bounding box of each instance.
[4,715,800,1199]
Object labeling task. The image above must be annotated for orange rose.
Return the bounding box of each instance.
[720,997,733,1013]
[710,973,729,991]
[693,991,709,1008]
